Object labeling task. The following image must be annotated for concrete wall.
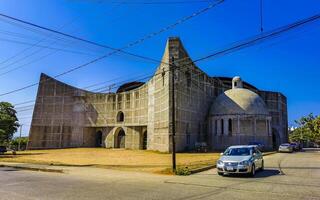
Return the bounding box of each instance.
[28,37,287,152]
[259,91,288,145]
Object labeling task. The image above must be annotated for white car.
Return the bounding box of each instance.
[216,145,264,177]
[278,143,293,153]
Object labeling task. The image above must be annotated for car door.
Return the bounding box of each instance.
[255,148,263,168]
[253,147,261,168]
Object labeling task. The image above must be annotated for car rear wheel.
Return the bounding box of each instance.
[249,164,255,177]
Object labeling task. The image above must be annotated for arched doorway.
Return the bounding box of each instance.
[272,128,280,150]
[96,131,102,147]
[142,131,147,150]
[114,128,125,148]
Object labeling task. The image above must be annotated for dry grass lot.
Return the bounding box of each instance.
[0,148,220,174]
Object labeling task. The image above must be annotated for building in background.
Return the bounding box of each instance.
[27,37,288,152]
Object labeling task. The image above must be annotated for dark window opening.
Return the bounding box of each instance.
[162,69,165,87]
[96,131,102,147]
[117,111,124,122]
[215,120,218,135]
[228,118,232,135]
[221,119,224,135]
[115,129,125,148]
[142,131,147,150]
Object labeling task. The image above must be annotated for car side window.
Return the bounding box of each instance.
[254,148,262,156]
[256,149,262,155]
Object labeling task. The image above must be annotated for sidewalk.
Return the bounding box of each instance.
[0,161,64,173]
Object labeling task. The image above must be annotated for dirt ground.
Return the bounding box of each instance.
[0,148,220,173]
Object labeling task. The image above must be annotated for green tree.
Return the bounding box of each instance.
[289,113,320,144]
[10,137,29,150]
[0,102,19,145]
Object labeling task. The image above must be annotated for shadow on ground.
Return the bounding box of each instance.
[222,169,281,178]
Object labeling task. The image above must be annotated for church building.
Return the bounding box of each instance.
[27,37,288,152]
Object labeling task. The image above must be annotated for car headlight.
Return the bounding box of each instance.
[239,160,250,166]
[217,160,223,165]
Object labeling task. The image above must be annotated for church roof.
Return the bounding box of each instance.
[210,88,269,116]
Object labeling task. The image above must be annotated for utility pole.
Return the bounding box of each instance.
[18,124,23,151]
[171,56,176,173]
[260,0,264,33]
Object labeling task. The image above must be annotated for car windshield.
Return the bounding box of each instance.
[281,144,290,146]
[223,147,252,156]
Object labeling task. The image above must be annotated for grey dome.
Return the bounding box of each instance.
[210,88,269,116]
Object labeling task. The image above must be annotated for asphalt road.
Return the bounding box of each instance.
[0,149,319,200]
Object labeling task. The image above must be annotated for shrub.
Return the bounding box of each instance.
[175,167,191,176]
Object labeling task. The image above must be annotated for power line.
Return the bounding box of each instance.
[98,0,212,5]
[193,14,320,63]
[0,37,98,58]
[0,0,224,97]
[0,12,157,65]
[0,2,121,73]
[0,0,223,73]
[4,12,320,100]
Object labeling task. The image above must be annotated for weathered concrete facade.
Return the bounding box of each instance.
[28,37,288,152]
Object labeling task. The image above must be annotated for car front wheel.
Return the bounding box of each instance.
[249,164,255,177]
[217,172,224,176]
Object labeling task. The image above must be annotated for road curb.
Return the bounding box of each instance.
[189,165,216,174]
[0,164,64,173]
[262,151,277,156]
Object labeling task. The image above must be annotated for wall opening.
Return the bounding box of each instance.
[96,131,102,147]
[117,111,124,122]
[214,120,218,135]
[272,128,280,150]
[114,128,125,148]
[142,131,147,150]
[228,119,232,135]
[221,119,224,135]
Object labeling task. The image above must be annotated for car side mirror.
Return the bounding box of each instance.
[253,153,257,156]
[220,153,223,156]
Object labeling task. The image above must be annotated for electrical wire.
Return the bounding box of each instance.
[0,0,224,97]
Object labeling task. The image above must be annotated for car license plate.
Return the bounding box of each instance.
[226,166,233,171]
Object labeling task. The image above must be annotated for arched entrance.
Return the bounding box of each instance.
[142,131,147,150]
[114,128,125,148]
[272,128,280,150]
[96,131,102,147]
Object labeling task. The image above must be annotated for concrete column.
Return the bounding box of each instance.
[217,119,221,136]
[211,118,215,135]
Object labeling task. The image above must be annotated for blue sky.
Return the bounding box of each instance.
[0,0,319,136]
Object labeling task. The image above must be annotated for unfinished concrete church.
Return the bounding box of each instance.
[27,37,288,152]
